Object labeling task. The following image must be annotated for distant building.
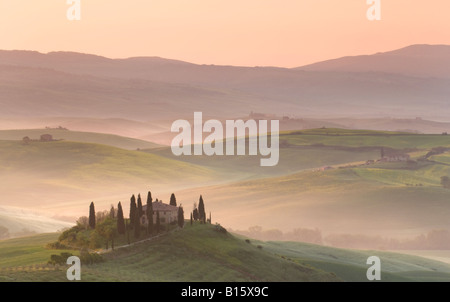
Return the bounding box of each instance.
[381,154,410,162]
[40,134,53,142]
[141,200,178,225]
[317,166,334,171]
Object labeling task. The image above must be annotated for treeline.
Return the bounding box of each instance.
[233,226,450,250]
[54,191,209,251]
[325,229,450,250]
[232,226,323,244]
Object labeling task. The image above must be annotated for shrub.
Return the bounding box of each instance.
[46,241,69,250]
[80,250,104,265]
[245,239,251,244]
[48,252,73,265]
[214,224,227,234]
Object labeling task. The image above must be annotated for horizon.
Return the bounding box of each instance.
[1,1,450,67]
[1,43,449,69]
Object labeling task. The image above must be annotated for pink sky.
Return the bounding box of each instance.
[0,0,449,67]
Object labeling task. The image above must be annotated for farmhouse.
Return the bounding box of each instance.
[40,134,53,142]
[141,200,178,225]
[381,153,410,162]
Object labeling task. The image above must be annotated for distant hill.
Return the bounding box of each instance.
[0,129,161,150]
[297,44,450,78]
[1,45,450,121]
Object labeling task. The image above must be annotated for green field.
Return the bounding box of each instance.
[0,233,75,269]
[2,224,450,282]
[0,129,161,150]
[0,224,338,282]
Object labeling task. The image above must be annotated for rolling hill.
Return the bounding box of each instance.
[0,129,161,150]
[1,45,450,121]
[1,224,450,282]
[297,44,450,78]
[0,139,221,224]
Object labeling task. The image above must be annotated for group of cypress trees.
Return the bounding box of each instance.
[86,191,201,244]
[191,195,208,224]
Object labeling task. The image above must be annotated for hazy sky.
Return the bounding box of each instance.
[0,0,449,67]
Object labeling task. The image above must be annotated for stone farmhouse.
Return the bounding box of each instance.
[141,200,178,225]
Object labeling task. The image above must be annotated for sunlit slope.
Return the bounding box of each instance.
[258,241,450,282]
[0,129,161,150]
[145,128,450,179]
[0,140,218,215]
[0,224,339,282]
[178,160,450,237]
[0,207,73,238]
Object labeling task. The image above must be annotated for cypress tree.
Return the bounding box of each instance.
[193,202,199,221]
[129,195,136,229]
[109,205,115,219]
[89,202,96,229]
[117,201,125,235]
[134,210,141,239]
[156,211,160,233]
[147,191,154,235]
[137,194,143,220]
[198,195,206,224]
[177,205,184,228]
[190,212,193,226]
[170,193,177,207]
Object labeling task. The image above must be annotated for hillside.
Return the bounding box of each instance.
[0,129,161,150]
[0,139,220,222]
[2,225,450,282]
[298,44,450,78]
[0,224,339,282]
[2,46,450,121]
[166,129,450,237]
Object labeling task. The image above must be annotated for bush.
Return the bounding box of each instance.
[80,250,104,265]
[48,252,73,265]
[46,241,69,250]
[214,224,227,234]
[245,239,251,244]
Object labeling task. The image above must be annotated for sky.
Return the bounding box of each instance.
[0,0,449,67]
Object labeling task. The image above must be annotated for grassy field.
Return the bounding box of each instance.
[0,129,161,150]
[0,233,75,269]
[0,139,220,228]
[281,128,450,149]
[257,240,450,282]
[0,224,339,282]
[2,225,450,282]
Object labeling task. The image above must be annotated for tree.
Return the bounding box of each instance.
[170,193,177,207]
[190,213,193,226]
[147,191,154,235]
[134,211,141,239]
[193,203,199,221]
[178,205,184,228]
[129,195,137,229]
[117,202,126,235]
[89,202,96,229]
[95,217,117,250]
[137,194,143,222]
[198,195,206,224]
[109,204,115,219]
[156,211,161,233]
